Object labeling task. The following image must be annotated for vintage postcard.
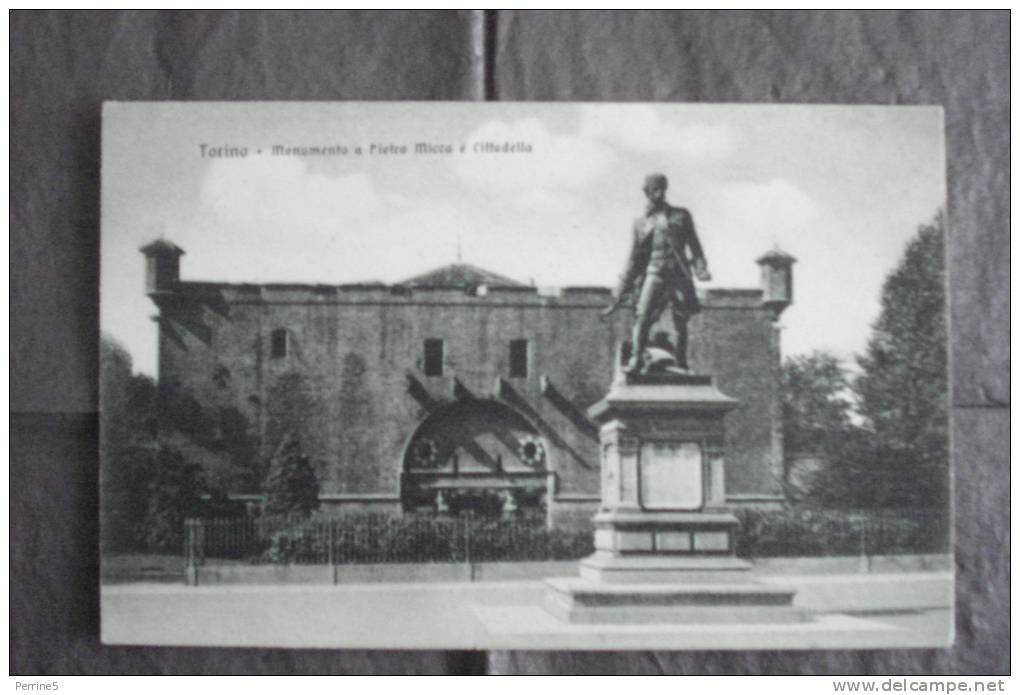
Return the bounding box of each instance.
[99,102,950,650]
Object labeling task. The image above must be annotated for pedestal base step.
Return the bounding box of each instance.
[545,577,806,625]
[580,552,754,584]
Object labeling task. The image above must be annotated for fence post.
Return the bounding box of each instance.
[184,519,200,586]
[329,519,338,585]
[857,514,870,573]
[464,512,474,582]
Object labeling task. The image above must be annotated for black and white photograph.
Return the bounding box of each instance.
[98,101,951,651]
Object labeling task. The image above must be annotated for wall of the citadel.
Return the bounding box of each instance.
[688,292,784,502]
[157,284,628,512]
[155,283,785,517]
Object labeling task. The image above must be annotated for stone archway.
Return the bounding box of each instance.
[401,399,549,516]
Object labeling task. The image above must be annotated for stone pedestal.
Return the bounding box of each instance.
[544,372,801,624]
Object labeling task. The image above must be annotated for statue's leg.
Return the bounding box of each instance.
[670,292,691,370]
[626,317,650,373]
[626,277,662,373]
[673,314,690,370]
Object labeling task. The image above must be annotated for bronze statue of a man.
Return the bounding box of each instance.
[603,173,711,375]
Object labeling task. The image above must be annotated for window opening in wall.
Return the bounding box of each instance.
[424,338,444,376]
[509,339,528,378]
[271,329,288,358]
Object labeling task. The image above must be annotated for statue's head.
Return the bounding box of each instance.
[642,173,668,205]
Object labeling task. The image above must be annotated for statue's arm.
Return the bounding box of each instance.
[615,225,644,299]
[602,225,644,318]
[684,210,711,281]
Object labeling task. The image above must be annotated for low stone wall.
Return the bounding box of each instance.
[192,554,949,586]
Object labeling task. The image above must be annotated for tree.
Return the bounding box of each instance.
[780,351,871,506]
[102,333,259,551]
[263,433,320,516]
[143,445,202,552]
[100,335,158,551]
[854,213,949,509]
[781,351,854,456]
[780,214,949,511]
[156,381,260,494]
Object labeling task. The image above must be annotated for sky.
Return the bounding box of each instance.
[101,102,945,377]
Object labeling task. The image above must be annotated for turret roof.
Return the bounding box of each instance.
[140,238,185,256]
[756,246,796,265]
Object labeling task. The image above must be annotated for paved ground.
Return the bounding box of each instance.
[101,575,953,651]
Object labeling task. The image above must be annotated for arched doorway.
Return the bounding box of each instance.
[401,399,549,518]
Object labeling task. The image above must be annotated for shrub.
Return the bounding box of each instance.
[263,433,319,516]
[204,508,946,565]
[248,514,594,565]
[261,527,326,564]
[734,508,949,558]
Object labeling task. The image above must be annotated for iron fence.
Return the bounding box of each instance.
[185,512,593,566]
[183,507,949,567]
[733,507,951,558]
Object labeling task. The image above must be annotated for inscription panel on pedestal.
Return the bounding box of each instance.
[639,441,703,510]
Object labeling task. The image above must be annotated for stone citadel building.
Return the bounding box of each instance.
[142,240,795,528]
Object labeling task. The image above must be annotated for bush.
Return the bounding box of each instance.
[201,509,946,565]
[734,508,949,558]
[263,433,319,516]
[246,514,594,565]
[375,517,464,563]
[261,528,327,564]
[466,517,593,562]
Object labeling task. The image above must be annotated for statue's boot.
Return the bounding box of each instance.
[624,318,651,374]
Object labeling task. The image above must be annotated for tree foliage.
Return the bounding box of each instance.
[100,335,158,551]
[780,351,870,507]
[156,382,260,494]
[854,214,949,508]
[143,445,203,552]
[101,333,257,551]
[263,433,320,516]
[781,351,854,455]
[781,214,949,511]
